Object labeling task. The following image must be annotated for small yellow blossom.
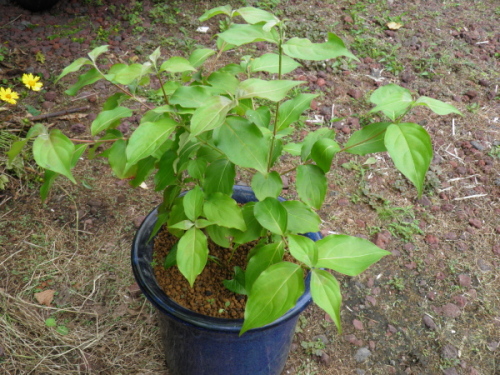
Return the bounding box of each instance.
[0,87,20,105]
[22,73,43,91]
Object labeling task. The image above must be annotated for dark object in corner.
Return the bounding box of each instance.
[15,0,60,11]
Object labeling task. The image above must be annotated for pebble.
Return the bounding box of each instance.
[133,216,146,228]
[354,347,371,363]
[470,140,485,151]
[441,303,461,318]
[477,259,492,271]
[320,352,330,365]
[423,315,437,330]
[441,344,459,360]
[353,319,364,330]
[458,274,472,287]
[468,218,482,228]
[442,368,459,375]
[128,283,142,298]
[347,88,363,100]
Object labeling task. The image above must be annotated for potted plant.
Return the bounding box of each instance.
[8,5,461,374]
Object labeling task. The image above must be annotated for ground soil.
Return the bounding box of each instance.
[0,0,499,374]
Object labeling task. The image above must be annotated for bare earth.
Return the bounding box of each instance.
[0,0,499,374]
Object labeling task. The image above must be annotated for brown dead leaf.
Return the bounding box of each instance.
[387,21,403,30]
[34,289,55,306]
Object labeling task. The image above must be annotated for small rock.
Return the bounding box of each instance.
[442,367,459,375]
[281,175,289,189]
[133,216,146,228]
[313,335,329,345]
[441,344,459,360]
[453,295,467,308]
[366,295,377,306]
[468,218,482,228]
[387,324,397,334]
[477,259,492,272]
[469,367,481,375]
[464,90,478,100]
[492,245,500,256]
[423,315,437,330]
[44,91,58,101]
[70,123,86,134]
[417,195,431,206]
[354,347,371,363]
[467,289,477,300]
[347,88,363,100]
[425,234,439,245]
[355,370,366,375]
[320,352,330,365]
[316,78,326,87]
[128,283,142,298]
[470,140,485,151]
[458,274,472,287]
[353,319,364,330]
[486,341,499,352]
[373,231,391,249]
[441,303,461,318]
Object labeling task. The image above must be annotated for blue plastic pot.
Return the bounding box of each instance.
[131,185,321,375]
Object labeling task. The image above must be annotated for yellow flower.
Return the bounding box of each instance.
[0,87,19,105]
[22,73,43,91]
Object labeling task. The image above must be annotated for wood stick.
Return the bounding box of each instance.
[28,106,90,122]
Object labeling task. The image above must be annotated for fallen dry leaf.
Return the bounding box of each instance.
[387,21,403,30]
[34,289,55,306]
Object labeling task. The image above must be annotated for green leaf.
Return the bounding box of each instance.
[215,117,269,175]
[287,234,318,267]
[108,140,136,179]
[207,72,240,95]
[316,234,390,276]
[384,123,432,196]
[65,68,103,96]
[414,96,462,116]
[56,326,69,335]
[177,228,208,287]
[205,224,232,247]
[160,56,196,73]
[251,171,282,200]
[203,159,235,195]
[311,138,340,173]
[187,158,208,181]
[183,186,204,221]
[91,106,133,136]
[40,170,58,202]
[369,84,413,121]
[300,128,335,161]
[154,150,177,191]
[245,241,284,292]
[277,94,318,131]
[198,5,232,21]
[250,53,300,74]
[296,165,326,209]
[234,7,279,24]
[103,92,128,111]
[281,200,321,234]
[204,193,246,231]
[223,266,247,295]
[168,220,194,230]
[237,78,302,102]
[129,156,156,188]
[282,32,358,61]
[218,23,279,46]
[190,96,234,137]
[56,57,92,82]
[230,202,265,244]
[87,45,109,63]
[241,262,303,335]
[170,86,212,108]
[189,48,216,68]
[149,47,161,67]
[246,106,271,129]
[33,129,76,183]
[126,117,177,165]
[311,269,342,333]
[254,197,287,235]
[45,318,57,327]
[107,63,152,85]
[163,242,178,269]
[344,122,391,155]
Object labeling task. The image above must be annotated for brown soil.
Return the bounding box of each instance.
[1,0,499,374]
[153,227,249,319]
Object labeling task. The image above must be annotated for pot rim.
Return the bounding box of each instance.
[131,185,321,333]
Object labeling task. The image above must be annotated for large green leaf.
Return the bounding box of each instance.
[198,5,232,21]
[245,241,285,292]
[369,84,413,121]
[276,94,318,131]
[384,123,432,196]
[230,202,265,244]
[215,117,269,175]
[246,106,271,129]
[170,86,212,108]
[129,156,156,188]
[190,96,234,137]
[33,129,75,183]
[414,96,462,116]
[177,228,208,287]
[203,159,235,195]
[254,197,287,235]
[311,138,340,173]
[344,122,391,155]
[91,106,133,136]
[108,139,136,179]
[237,78,302,102]
[126,117,177,165]
[223,266,247,295]
[203,193,246,231]
[300,128,335,161]
[205,224,232,248]
[311,269,342,333]
[296,165,326,209]
[160,57,196,73]
[282,32,358,61]
[287,234,318,267]
[87,45,109,63]
[316,234,390,276]
[281,200,321,234]
[234,7,279,24]
[183,186,204,221]
[65,68,103,96]
[106,63,152,85]
[56,57,92,82]
[187,158,208,181]
[154,150,177,191]
[218,23,279,46]
[250,53,301,74]
[40,170,58,202]
[189,48,216,68]
[251,171,282,200]
[241,262,303,335]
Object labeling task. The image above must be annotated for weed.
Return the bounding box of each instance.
[376,205,423,242]
[387,276,405,291]
[488,144,500,159]
[300,338,326,356]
